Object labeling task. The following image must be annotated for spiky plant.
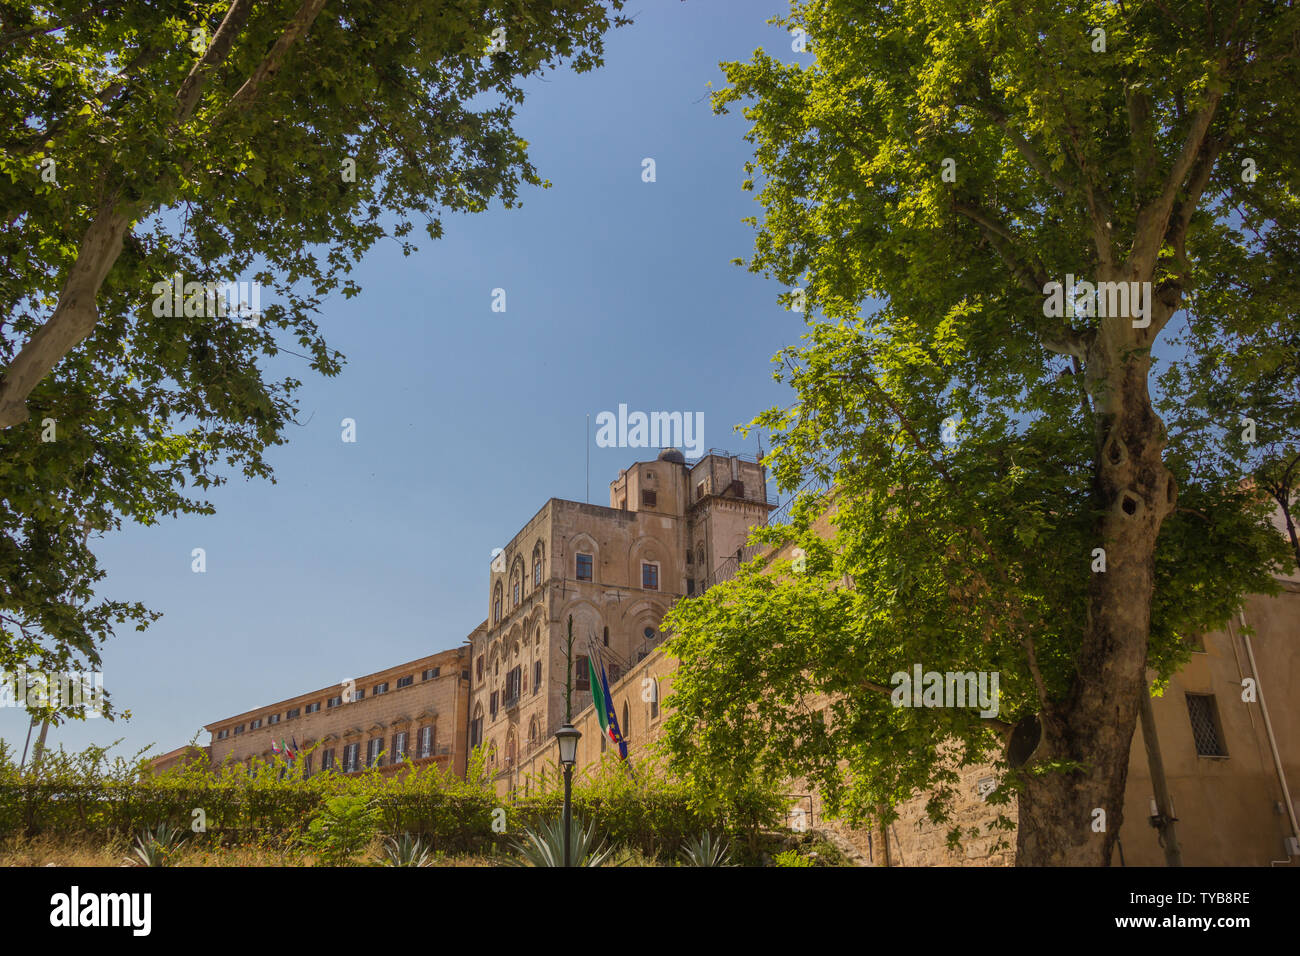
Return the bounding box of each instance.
[128,823,188,867]
[377,833,434,867]
[505,815,613,867]
[679,831,733,867]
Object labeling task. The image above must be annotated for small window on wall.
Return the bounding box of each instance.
[685,550,693,566]
[642,562,659,590]
[575,656,590,691]
[696,481,706,500]
[687,578,695,595]
[1186,694,1227,757]
[622,702,630,741]
[533,660,541,694]
[397,675,413,688]
[534,556,542,585]
[649,680,660,719]
[576,553,593,581]
[603,626,609,647]
[642,489,657,508]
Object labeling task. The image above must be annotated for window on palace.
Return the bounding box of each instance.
[575,655,590,691]
[391,731,408,761]
[305,702,320,714]
[397,675,413,689]
[642,562,659,590]
[576,553,593,581]
[1186,694,1227,757]
[534,660,542,694]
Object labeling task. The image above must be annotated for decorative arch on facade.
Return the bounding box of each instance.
[627,535,675,591]
[505,726,517,767]
[531,540,545,588]
[567,531,600,581]
[527,715,540,748]
[510,556,525,608]
[492,580,503,624]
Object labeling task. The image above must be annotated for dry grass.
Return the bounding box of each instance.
[0,833,503,867]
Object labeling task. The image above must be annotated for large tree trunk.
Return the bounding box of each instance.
[1015,275,1177,865]
[0,199,132,429]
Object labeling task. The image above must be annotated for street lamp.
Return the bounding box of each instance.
[554,723,581,866]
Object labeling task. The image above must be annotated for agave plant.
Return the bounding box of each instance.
[377,833,434,867]
[506,815,614,867]
[679,831,733,867]
[128,822,189,867]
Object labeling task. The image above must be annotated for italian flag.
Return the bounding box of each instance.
[588,655,617,745]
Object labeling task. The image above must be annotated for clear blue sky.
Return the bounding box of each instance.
[0,2,807,762]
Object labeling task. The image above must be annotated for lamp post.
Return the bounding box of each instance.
[554,722,581,867]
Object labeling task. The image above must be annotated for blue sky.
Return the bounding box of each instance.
[0,2,808,762]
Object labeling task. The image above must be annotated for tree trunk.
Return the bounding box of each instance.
[0,199,132,428]
[1016,275,1176,865]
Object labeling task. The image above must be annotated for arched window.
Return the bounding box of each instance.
[622,702,631,742]
[696,545,705,569]
[603,626,609,647]
[649,679,660,719]
[492,582,502,624]
[512,575,520,607]
[528,716,539,748]
[532,543,543,586]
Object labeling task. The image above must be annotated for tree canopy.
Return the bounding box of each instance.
[663,0,1298,864]
[0,0,626,721]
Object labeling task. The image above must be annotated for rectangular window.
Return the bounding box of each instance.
[419,726,434,758]
[233,724,245,736]
[476,657,484,680]
[327,695,342,708]
[534,660,542,694]
[302,754,313,778]
[576,553,593,581]
[366,738,383,767]
[342,743,359,772]
[697,481,706,500]
[373,682,388,696]
[642,562,659,590]
[268,714,280,725]
[354,688,365,701]
[505,666,521,705]
[250,718,262,730]
[305,702,320,714]
[217,729,229,740]
[397,675,413,689]
[392,731,408,761]
[687,578,695,595]
[285,707,300,719]
[575,655,590,691]
[641,489,657,508]
[321,748,335,771]
[513,582,521,605]
[534,560,542,585]
[1186,694,1228,757]
[422,667,440,681]
[470,717,483,749]
[490,691,499,719]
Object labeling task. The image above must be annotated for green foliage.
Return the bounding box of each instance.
[505,815,613,868]
[303,794,379,867]
[0,0,628,718]
[662,0,1300,854]
[0,741,782,860]
[679,830,733,867]
[128,821,188,867]
[771,849,814,867]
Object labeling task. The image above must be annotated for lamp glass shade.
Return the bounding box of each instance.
[554,723,581,766]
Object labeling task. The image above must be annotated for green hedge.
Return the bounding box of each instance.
[0,741,788,861]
